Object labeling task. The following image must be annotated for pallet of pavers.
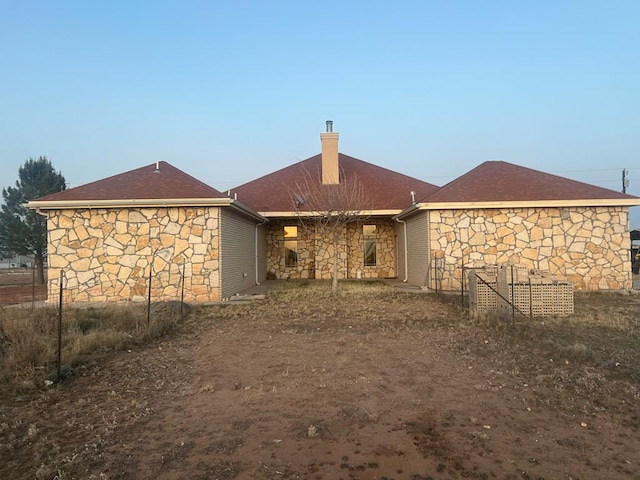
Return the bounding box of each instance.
[469,263,574,317]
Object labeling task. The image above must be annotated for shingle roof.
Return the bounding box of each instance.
[231,153,439,213]
[36,161,226,201]
[420,161,639,203]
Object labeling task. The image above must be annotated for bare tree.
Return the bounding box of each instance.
[290,167,371,293]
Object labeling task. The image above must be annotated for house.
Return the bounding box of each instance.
[0,255,33,269]
[28,123,640,304]
[28,162,266,303]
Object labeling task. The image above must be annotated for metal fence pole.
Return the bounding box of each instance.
[434,254,439,294]
[511,264,515,323]
[147,265,152,326]
[180,262,185,314]
[31,260,35,312]
[57,270,63,382]
[528,277,533,318]
[461,264,465,307]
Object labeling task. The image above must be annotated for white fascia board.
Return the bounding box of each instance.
[396,198,640,216]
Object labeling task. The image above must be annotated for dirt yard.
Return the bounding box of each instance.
[1,281,640,479]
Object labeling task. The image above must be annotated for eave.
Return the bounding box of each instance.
[258,209,402,218]
[27,198,267,222]
[394,198,640,220]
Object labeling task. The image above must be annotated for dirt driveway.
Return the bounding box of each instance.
[0,270,47,305]
[2,283,639,479]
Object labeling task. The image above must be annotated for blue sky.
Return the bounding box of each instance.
[1,1,638,227]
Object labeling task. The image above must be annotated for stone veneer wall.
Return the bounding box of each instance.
[45,207,221,303]
[346,220,396,279]
[266,219,396,280]
[427,206,632,291]
[265,220,315,279]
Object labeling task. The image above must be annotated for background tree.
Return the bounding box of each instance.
[0,157,66,284]
[291,168,371,293]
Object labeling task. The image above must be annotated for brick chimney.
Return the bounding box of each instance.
[321,120,339,184]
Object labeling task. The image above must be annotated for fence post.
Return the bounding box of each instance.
[434,253,439,294]
[180,262,186,314]
[461,264,465,307]
[511,264,515,323]
[57,270,63,382]
[147,265,152,326]
[31,260,35,312]
[528,278,533,318]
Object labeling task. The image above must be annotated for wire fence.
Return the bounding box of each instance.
[0,265,190,385]
[43,261,192,307]
[427,251,462,294]
[0,263,46,310]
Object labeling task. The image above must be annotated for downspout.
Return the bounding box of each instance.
[395,218,409,282]
[255,223,260,286]
[426,210,432,290]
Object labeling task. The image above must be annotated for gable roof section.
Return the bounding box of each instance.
[231,153,439,215]
[28,162,265,221]
[416,161,640,208]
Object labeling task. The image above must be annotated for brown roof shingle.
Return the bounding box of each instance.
[36,161,226,202]
[421,161,639,203]
[231,153,439,213]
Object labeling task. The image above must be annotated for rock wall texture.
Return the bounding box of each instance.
[266,219,396,280]
[46,207,221,304]
[427,206,632,291]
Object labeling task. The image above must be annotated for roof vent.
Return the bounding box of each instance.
[411,191,416,205]
[153,161,160,173]
[326,120,333,133]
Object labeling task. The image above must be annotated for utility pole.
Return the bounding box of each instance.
[622,169,629,194]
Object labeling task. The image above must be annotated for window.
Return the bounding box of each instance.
[284,226,298,267]
[363,225,377,266]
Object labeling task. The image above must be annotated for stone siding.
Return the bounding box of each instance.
[427,206,632,290]
[346,220,396,279]
[46,207,221,303]
[266,219,396,280]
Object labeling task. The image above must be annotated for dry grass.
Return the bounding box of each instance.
[0,301,186,389]
[451,289,640,414]
[198,279,461,329]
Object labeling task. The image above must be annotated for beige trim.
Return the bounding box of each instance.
[27,197,267,222]
[259,209,402,218]
[28,198,235,210]
[395,198,640,217]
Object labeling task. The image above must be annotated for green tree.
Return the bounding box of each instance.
[0,157,66,284]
